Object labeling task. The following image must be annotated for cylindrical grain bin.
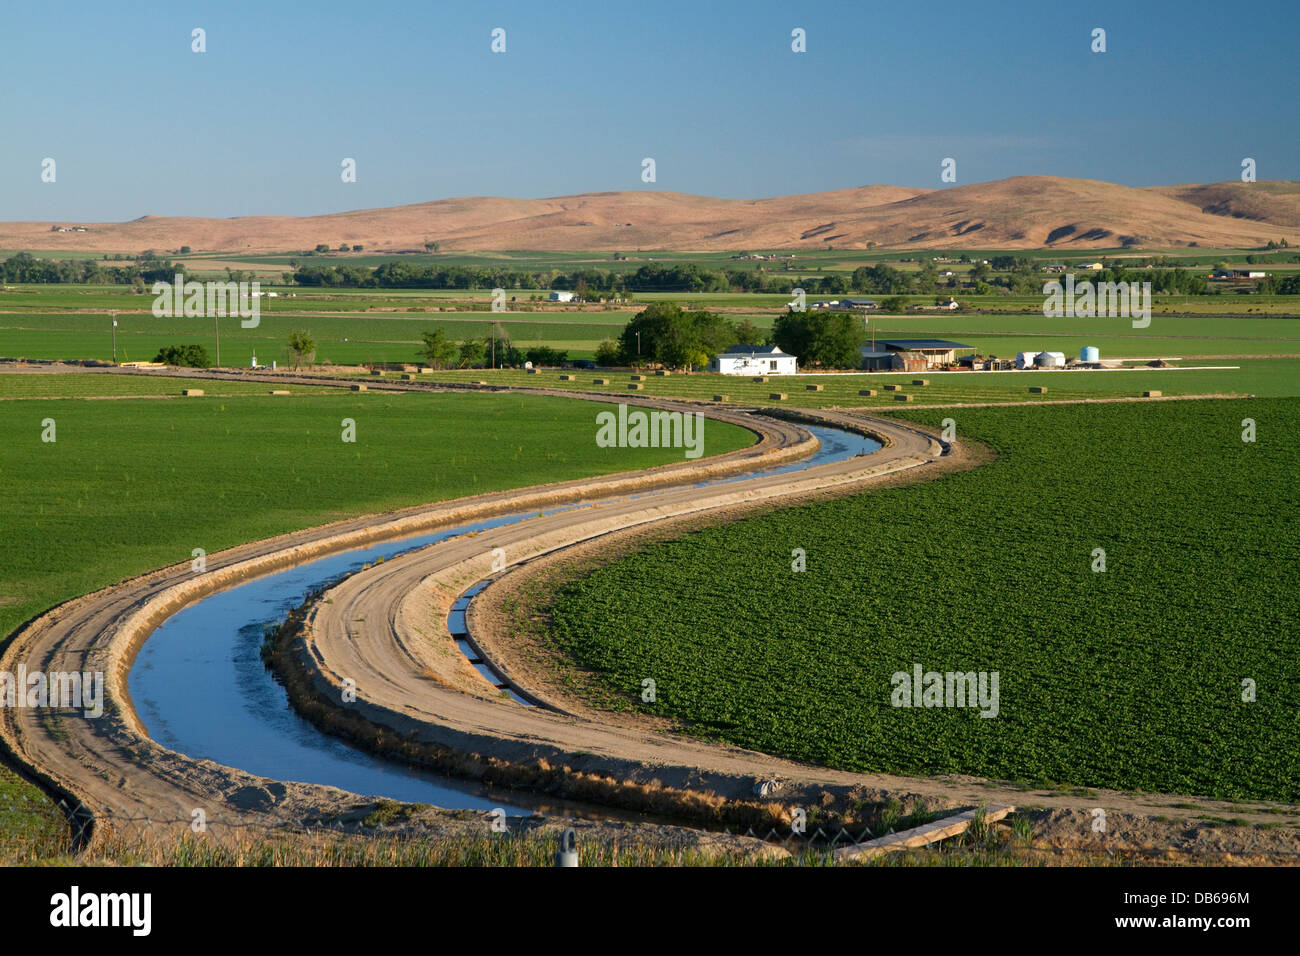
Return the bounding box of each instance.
[1034,351,1066,368]
[1081,346,1100,363]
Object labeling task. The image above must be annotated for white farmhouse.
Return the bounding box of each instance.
[711,344,798,376]
[548,290,575,302]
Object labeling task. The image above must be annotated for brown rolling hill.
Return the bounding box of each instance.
[6,176,1298,253]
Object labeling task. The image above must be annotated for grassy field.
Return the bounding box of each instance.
[0,384,752,640]
[0,372,316,398]
[545,398,1300,802]
[4,306,1299,366]
[413,359,1298,406]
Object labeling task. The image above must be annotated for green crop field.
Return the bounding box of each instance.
[545,398,1300,802]
[0,372,312,399]
[0,383,753,642]
[0,312,633,365]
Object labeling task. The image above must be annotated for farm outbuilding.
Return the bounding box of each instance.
[548,291,575,302]
[711,344,798,376]
[812,298,878,311]
[877,339,974,369]
[858,350,905,371]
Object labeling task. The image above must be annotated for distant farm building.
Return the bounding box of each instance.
[548,291,575,302]
[811,298,878,311]
[712,344,798,376]
[876,339,974,369]
[1211,268,1267,280]
[859,350,905,372]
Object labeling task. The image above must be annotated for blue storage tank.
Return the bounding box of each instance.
[1081,346,1100,363]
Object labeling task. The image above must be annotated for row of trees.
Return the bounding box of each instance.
[417,327,567,369]
[0,251,186,286]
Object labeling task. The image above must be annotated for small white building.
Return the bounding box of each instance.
[712,344,797,376]
[548,290,575,302]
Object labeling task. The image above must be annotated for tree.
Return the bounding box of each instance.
[915,261,939,294]
[772,309,865,369]
[338,243,350,252]
[732,318,762,345]
[851,264,911,294]
[352,244,364,252]
[618,302,734,369]
[179,246,192,254]
[424,240,439,254]
[457,339,486,368]
[154,344,211,368]
[525,346,568,366]
[594,339,623,366]
[287,330,316,367]
[880,295,907,313]
[420,329,458,369]
[315,244,330,253]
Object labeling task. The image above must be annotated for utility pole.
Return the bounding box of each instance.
[111,315,117,363]
[491,324,496,369]
[214,314,221,368]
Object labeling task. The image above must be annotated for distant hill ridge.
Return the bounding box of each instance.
[6,176,1298,253]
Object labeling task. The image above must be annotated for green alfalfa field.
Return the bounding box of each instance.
[545,398,1300,802]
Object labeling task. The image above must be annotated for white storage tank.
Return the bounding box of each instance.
[1016,351,1040,369]
[1034,350,1066,368]
[1081,346,1100,363]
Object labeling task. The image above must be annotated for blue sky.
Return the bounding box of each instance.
[1,0,1296,220]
